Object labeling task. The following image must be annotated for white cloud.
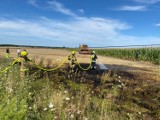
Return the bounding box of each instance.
[155,23,160,26]
[0,17,132,46]
[116,0,160,12]
[117,5,147,11]
[47,0,77,17]
[133,0,160,4]
[0,17,159,47]
[28,0,39,7]
[78,9,85,14]
[28,0,83,17]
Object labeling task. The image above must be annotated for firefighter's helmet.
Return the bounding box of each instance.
[72,51,75,55]
[21,50,28,57]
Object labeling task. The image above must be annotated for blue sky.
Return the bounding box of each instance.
[0,0,160,47]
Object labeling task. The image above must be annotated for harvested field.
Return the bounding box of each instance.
[0,47,159,119]
[1,47,159,80]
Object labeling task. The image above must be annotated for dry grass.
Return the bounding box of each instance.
[0,46,159,81]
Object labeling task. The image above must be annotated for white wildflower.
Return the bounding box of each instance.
[70,114,74,118]
[49,103,54,108]
[64,90,68,94]
[65,97,70,101]
[43,108,47,111]
[77,110,81,114]
[84,117,88,120]
[51,108,55,111]
[33,104,37,109]
[118,76,121,79]
[118,80,121,83]
[29,92,32,96]
[138,111,141,115]
[117,85,122,88]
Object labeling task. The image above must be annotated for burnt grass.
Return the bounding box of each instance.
[28,63,160,119]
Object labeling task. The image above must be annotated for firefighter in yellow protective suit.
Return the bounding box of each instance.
[68,51,77,72]
[91,51,98,70]
[18,50,31,77]
[6,47,10,58]
[20,50,31,62]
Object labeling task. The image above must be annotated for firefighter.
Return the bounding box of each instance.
[91,51,98,70]
[17,48,21,57]
[20,49,31,62]
[19,49,31,77]
[6,47,10,58]
[68,51,77,72]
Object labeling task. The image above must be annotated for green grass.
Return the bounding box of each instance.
[95,47,160,64]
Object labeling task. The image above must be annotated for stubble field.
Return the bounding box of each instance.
[0,47,159,120]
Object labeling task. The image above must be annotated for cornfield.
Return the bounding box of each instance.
[96,47,160,64]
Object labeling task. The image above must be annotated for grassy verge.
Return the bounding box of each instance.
[0,58,159,119]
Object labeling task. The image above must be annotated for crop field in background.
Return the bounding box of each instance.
[96,47,160,65]
[0,47,160,120]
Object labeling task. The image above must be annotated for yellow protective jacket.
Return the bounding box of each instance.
[68,55,77,65]
[91,53,97,62]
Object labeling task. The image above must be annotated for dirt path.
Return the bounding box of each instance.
[0,47,159,81]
